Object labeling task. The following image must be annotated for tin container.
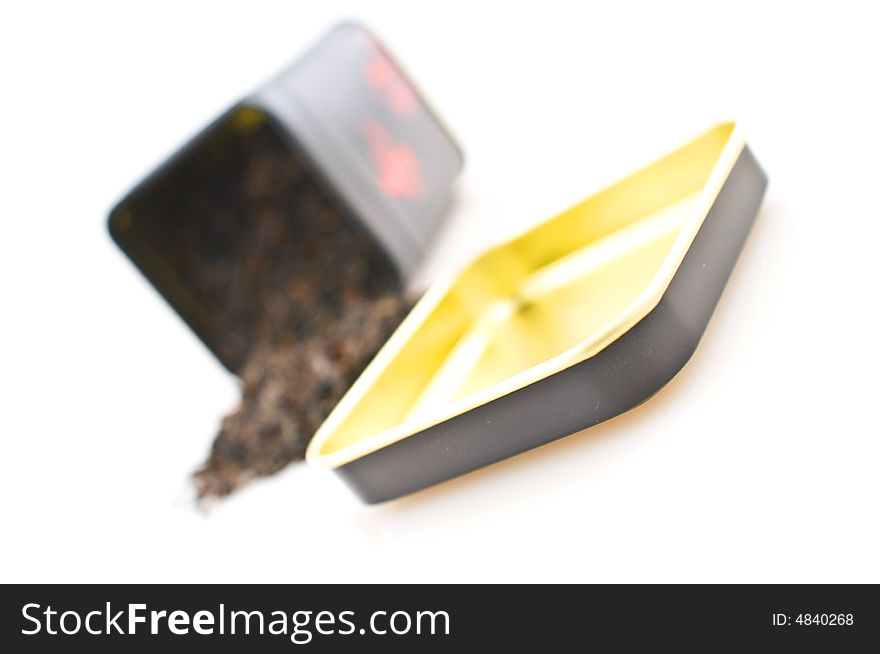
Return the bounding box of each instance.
[307,122,768,503]
[108,23,462,372]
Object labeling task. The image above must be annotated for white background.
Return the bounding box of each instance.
[2,1,878,583]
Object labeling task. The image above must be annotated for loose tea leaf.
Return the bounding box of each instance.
[121,113,411,499]
[194,294,410,498]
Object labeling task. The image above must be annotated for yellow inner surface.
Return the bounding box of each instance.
[404,192,697,421]
[309,123,738,465]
